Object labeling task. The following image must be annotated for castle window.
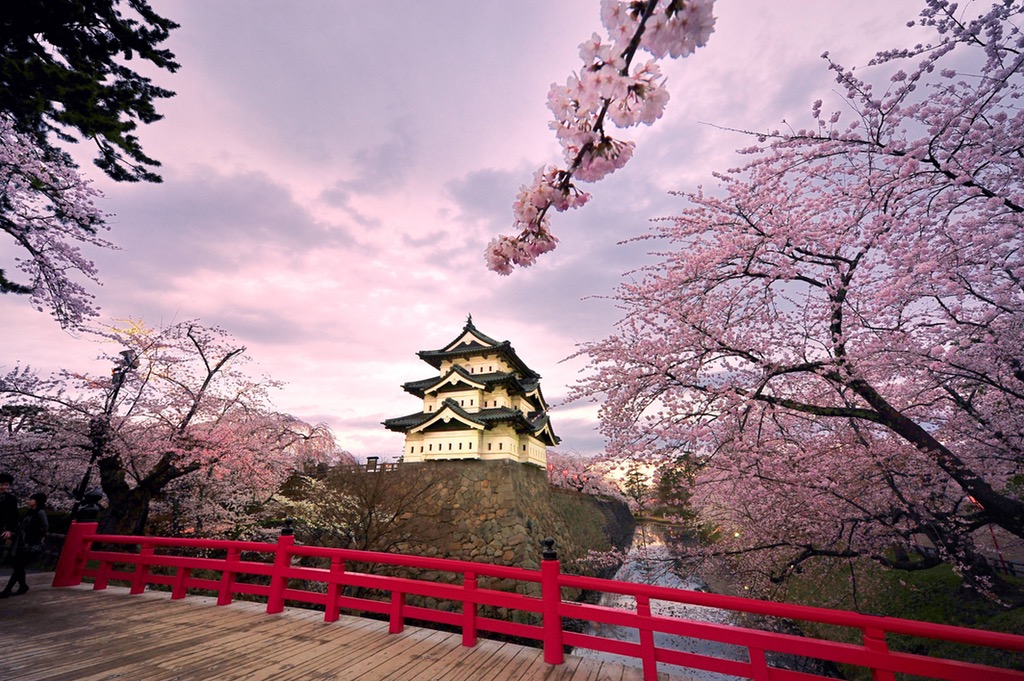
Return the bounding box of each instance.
[487,443,492,451]
[420,446,423,453]
[459,442,463,450]
[469,442,473,449]
[411,446,414,454]
[429,444,433,451]
[448,443,452,450]
[522,444,526,451]
[499,443,503,450]
[470,399,474,406]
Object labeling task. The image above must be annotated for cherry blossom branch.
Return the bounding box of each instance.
[1,115,111,328]
[486,0,715,274]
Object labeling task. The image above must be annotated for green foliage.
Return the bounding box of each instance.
[651,453,699,521]
[780,558,1024,677]
[623,460,649,512]
[0,0,179,182]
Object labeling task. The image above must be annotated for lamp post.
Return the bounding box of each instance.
[72,349,138,519]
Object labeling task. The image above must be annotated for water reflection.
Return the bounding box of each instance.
[573,524,747,681]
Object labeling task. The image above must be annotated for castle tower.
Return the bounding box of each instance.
[383,315,559,467]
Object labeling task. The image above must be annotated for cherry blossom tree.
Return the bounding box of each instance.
[1,1,178,327]
[486,0,715,274]
[1,116,111,328]
[0,320,341,536]
[150,411,343,537]
[547,449,626,499]
[574,1,1024,593]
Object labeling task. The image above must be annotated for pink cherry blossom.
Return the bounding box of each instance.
[487,0,716,273]
[574,0,1024,593]
[0,116,111,328]
[0,321,345,535]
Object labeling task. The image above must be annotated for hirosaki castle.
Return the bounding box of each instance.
[383,316,559,467]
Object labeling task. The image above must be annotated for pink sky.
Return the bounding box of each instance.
[0,1,926,458]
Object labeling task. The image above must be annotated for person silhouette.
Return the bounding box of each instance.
[1,492,48,597]
[0,473,17,553]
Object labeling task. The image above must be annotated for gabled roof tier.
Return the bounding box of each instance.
[416,315,539,379]
[402,365,487,397]
[527,412,560,446]
[383,398,557,442]
[401,366,547,409]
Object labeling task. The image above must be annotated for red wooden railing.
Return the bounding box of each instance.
[53,522,1024,681]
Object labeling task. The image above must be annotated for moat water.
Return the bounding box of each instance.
[572,524,747,681]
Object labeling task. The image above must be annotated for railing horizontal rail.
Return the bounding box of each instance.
[560,572,1024,651]
[289,543,543,583]
[52,523,1024,681]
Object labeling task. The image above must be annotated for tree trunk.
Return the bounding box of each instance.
[97,455,151,536]
[97,487,151,536]
[95,448,199,535]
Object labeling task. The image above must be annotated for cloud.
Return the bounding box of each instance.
[2,0,929,459]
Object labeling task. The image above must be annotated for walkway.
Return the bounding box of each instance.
[0,573,691,681]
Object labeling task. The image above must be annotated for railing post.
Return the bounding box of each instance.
[541,538,564,665]
[324,557,345,622]
[636,595,658,681]
[218,548,241,606]
[130,543,155,595]
[266,522,295,614]
[389,591,406,634]
[463,572,478,647]
[52,521,98,587]
[749,648,770,681]
[864,627,897,681]
[171,566,191,599]
[94,556,113,590]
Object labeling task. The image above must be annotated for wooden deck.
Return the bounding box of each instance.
[0,573,693,681]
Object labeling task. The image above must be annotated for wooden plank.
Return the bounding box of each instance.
[239,621,431,681]
[3,593,227,680]
[567,657,609,681]
[475,644,546,681]
[433,640,525,681]
[500,645,568,681]
[155,614,347,676]
[389,633,508,680]
[0,575,701,681]
[295,627,453,681]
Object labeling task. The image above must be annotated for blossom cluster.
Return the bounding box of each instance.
[572,0,1024,592]
[1,115,110,327]
[486,0,715,274]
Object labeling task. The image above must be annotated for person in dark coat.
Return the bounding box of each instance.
[1,492,48,597]
[0,473,17,544]
[0,473,16,561]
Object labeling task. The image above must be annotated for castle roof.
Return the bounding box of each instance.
[401,365,546,408]
[416,315,539,379]
[383,398,559,446]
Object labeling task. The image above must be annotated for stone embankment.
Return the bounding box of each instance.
[402,460,633,577]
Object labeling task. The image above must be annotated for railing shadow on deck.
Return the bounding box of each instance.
[52,521,1024,681]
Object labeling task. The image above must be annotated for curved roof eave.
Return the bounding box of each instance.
[408,365,488,397]
[529,413,560,446]
[410,398,486,434]
[417,318,540,378]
